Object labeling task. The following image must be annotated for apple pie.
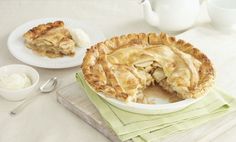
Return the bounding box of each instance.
[23,21,76,58]
[82,33,215,103]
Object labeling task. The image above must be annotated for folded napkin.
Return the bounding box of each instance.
[76,71,236,142]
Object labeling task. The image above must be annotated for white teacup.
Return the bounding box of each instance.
[207,0,236,32]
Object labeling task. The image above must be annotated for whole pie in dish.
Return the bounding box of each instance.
[23,21,76,58]
[82,33,215,103]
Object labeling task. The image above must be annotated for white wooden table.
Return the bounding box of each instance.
[0,0,235,142]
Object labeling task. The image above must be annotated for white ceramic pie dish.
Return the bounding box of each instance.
[97,92,204,114]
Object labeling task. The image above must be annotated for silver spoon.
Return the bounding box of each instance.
[10,77,58,116]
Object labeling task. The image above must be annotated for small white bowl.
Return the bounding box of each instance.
[0,64,39,101]
[207,0,236,32]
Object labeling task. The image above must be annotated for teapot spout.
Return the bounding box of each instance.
[141,0,159,27]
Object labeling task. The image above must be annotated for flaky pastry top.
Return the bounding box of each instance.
[82,33,215,102]
[23,21,64,41]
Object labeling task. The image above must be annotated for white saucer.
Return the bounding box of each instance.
[7,18,105,69]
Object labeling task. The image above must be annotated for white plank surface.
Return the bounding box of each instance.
[57,82,236,142]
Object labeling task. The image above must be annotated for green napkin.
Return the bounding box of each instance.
[76,71,236,142]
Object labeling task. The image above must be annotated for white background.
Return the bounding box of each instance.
[0,0,235,142]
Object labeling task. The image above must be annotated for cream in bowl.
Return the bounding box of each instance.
[0,64,39,101]
[0,73,31,90]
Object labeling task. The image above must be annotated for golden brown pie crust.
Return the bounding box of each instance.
[23,21,64,40]
[82,33,215,102]
[23,21,76,58]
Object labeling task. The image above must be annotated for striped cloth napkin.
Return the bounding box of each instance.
[76,71,236,142]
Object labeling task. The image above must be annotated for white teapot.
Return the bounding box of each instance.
[141,0,201,32]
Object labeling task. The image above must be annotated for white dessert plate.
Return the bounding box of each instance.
[97,89,204,115]
[7,18,105,69]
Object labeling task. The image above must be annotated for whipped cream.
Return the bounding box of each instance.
[0,73,32,90]
[69,28,90,47]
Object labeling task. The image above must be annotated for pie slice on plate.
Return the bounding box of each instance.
[23,21,76,58]
[82,33,215,104]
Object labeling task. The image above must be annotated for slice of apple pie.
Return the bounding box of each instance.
[23,21,76,58]
[82,33,215,103]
